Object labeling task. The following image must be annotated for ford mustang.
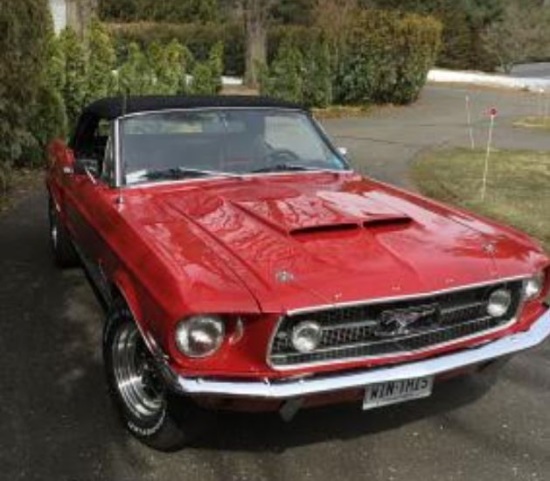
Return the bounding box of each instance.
[46,96,550,451]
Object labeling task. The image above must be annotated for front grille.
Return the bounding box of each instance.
[269,280,524,367]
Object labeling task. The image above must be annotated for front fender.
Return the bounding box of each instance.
[110,270,169,361]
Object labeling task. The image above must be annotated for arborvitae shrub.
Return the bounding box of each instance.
[107,22,244,76]
[260,39,305,104]
[334,10,441,105]
[0,0,52,166]
[189,42,225,95]
[303,39,333,108]
[60,27,88,129]
[118,42,155,95]
[261,10,441,107]
[87,18,117,102]
[156,40,191,95]
[208,42,224,94]
[23,84,68,167]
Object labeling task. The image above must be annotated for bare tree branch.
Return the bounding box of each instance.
[483,1,550,73]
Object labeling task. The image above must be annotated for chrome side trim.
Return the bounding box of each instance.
[118,106,303,120]
[121,169,352,190]
[114,106,351,189]
[114,118,123,188]
[173,308,550,399]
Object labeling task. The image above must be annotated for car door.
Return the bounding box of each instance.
[63,121,117,302]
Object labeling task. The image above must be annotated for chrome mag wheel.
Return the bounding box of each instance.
[49,203,59,248]
[111,322,166,422]
[48,196,79,268]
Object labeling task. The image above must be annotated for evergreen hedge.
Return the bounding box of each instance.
[53,27,222,124]
[1,7,440,171]
[335,10,442,105]
[98,0,220,24]
[107,22,244,76]
[365,0,502,71]
[263,10,441,106]
[87,18,117,103]
[107,12,441,106]
[59,28,88,129]
[261,35,333,108]
[0,0,57,169]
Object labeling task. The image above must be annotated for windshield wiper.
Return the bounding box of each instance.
[251,163,340,174]
[129,167,242,183]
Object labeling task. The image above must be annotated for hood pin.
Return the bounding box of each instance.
[483,242,497,254]
[276,270,295,283]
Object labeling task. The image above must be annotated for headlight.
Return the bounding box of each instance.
[291,321,322,353]
[487,289,512,318]
[523,272,545,301]
[175,315,225,358]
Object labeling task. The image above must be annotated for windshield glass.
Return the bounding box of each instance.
[120,109,348,185]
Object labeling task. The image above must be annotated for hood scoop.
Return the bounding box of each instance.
[290,223,361,237]
[288,214,413,237]
[363,213,412,229]
[231,198,413,238]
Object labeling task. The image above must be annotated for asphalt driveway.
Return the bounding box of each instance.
[1,85,550,481]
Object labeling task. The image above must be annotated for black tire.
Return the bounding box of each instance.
[102,302,215,451]
[48,197,79,268]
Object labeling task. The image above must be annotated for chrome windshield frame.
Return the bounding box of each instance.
[112,107,350,189]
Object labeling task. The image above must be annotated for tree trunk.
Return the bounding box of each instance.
[66,0,98,38]
[244,0,269,89]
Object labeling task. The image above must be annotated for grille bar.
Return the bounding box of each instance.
[269,280,524,368]
[272,315,498,360]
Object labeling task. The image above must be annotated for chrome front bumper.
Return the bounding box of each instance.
[173,309,550,400]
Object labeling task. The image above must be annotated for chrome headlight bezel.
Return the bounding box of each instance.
[523,272,546,301]
[291,321,322,353]
[175,315,225,358]
[487,288,513,318]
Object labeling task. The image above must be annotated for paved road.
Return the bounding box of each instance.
[511,63,550,79]
[325,84,550,188]
[2,86,550,481]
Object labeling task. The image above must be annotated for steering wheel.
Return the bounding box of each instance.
[264,149,301,166]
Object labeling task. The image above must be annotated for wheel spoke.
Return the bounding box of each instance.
[49,207,58,248]
[111,322,166,421]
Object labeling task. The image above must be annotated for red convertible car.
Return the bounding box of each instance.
[47,96,550,451]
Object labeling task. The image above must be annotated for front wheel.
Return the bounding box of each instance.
[103,303,215,451]
[48,197,78,268]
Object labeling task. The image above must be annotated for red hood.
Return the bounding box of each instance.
[120,173,547,313]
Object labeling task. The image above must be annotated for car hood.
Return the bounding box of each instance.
[123,173,546,313]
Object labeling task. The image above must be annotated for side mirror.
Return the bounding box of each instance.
[337,147,349,157]
[74,157,99,177]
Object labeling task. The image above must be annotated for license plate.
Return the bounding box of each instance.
[363,376,434,410]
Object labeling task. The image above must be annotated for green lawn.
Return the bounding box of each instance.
[411,148,550,252]
[514,116,550,130]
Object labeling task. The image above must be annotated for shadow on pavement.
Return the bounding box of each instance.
[0,191,135,480]
[193,374,496,454]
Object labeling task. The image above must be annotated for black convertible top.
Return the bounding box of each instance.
[82,95,305,120]
[70,95,306,148]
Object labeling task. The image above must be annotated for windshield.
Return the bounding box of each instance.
[120,109,348,185]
